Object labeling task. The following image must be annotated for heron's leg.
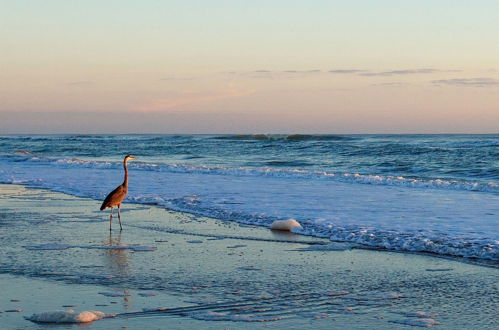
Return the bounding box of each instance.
[117,204,123,231]
[109,207,113,231]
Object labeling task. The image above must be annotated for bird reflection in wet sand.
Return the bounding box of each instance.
[103,231,132,310]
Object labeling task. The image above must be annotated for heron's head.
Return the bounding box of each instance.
[124,155,137,161]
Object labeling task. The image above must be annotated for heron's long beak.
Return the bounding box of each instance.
[130,156,137,159]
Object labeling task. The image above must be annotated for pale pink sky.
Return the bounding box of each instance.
[1,1,499,133]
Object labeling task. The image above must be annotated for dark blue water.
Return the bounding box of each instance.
[0,134,498,260]
[1,134,498,184]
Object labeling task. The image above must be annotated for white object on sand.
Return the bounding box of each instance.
[26,309,108,323]
[270,219,302,231]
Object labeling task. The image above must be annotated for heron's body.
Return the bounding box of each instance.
[100,155,136,230]
[100,184,128,211]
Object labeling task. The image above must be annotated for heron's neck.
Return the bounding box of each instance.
[123,159,129,186]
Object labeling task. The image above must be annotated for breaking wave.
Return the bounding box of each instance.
[212,134,355,141]
[2,154,497,193]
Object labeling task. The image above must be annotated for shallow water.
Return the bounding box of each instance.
[0,185,497,329]
[0,134,498,260]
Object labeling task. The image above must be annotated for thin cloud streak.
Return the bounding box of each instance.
[282,69,322,73]
[361,68,463,76]
[371,82,411,87]
[328,69,367,74]
[432,77,499,87]
[361,69,439,76]
[224,68,462,79]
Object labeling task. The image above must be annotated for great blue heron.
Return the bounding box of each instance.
[100,155,136,230]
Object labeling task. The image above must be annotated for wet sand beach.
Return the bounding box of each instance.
[0,184,497,329]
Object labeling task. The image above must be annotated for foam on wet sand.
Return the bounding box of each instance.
[26,309,109,323]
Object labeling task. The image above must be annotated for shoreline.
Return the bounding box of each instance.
[0,184,497,329]
[1,141,498,262]
[7,180,499,267]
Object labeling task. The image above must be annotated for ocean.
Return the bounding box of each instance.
[0,134,497,261]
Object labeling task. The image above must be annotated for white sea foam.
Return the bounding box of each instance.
[26,309,108,323]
